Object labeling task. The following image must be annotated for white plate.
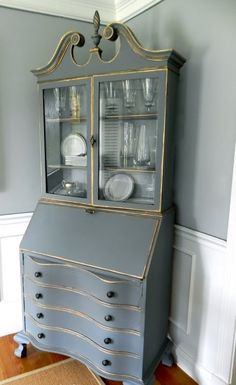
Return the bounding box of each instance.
[61,134,87,157]
[104,173,134,201]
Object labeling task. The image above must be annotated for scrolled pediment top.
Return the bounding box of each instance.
[103,22,185,70]
[31,31,85,76]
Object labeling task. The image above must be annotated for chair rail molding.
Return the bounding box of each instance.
[0,0,163,23]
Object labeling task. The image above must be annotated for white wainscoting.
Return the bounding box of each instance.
[0,212,234,385]
[0,213,32,337]
[170,226,232,385]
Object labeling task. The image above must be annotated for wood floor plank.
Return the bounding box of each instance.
[0,334,198,385]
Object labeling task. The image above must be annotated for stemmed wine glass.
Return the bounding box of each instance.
[141,78,158,111]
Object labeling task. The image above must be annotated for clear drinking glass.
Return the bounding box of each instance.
[142,78,158,111]
[103,81,120,114]
[120,122,135,168]
[134,124,150,167]
[122,80,136,111]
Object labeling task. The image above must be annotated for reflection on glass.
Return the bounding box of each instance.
[98,76,159,205]
[141,78,158,111]
[59,87,67,117]
[43,83,88,199]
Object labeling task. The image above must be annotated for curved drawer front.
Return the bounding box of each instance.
[25,316,142,379]
[25,300,142,354]
[24,254,143,307]
[24,278,143,331]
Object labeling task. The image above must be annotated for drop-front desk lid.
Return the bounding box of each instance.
[20,202,160,279]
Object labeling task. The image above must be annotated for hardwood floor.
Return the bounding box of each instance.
[0,334,198,385]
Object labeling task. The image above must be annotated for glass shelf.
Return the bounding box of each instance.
[103,113,158,121]
[48,164,87,170]
[45,117,87,124]
[103,166,156,173]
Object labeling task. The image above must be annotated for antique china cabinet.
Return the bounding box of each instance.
[14,12,185,385]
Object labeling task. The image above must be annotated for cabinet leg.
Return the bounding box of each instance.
[13,331,30,358]
[123,376,155,385]
[161,338,174,367]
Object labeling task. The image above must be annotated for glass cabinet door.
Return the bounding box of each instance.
[42,80,90,200]
[94,72,165,209]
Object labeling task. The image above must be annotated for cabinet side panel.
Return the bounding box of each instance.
[161,71,179,211]
[142,210,174,376]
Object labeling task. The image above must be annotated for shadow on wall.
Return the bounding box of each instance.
[168,15,208,384]
[0,104,6,192]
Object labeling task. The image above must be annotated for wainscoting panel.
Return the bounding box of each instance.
[0,213,234,385]
[170,246,195,335]
[170,225,231,385]
[0,213,32,337]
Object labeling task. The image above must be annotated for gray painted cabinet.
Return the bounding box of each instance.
[14,12,185,385]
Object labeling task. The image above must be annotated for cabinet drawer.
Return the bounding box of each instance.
[24,277,143,331]
[25,316,142,380]
[25,299,142,354]
[24,254,143,307]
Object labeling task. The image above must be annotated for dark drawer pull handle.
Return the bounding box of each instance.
[104,315,113,322]
[102,360,111,366]
[37,333,45,339]
[36,313,44,319]
[34,272,42,278]
[35,293,43,299]
[104,338,112,344]
[106,291,115,298]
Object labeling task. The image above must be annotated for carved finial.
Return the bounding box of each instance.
[91,10,102,48]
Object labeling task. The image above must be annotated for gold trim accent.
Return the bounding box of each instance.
[93,67,166,78]
[159,68,168,211]
[26,314,140,358]
[143,219,162,278]
[40,67,168,215]
[26,255,140,285]
[26,333,143,383]
[39,76,91,86]
[37,67,167,85]
[39,197,162,218]
[103,23,186,67]
[26,299,141,336]
[21,246,146,280]
[91,76,94,204]
[32,31,85,76]
[25,276,142,311]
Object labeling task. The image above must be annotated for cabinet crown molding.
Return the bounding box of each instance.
[0,0,163,23]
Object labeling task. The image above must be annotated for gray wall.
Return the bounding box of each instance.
[0,2,235,240]
[0,7,112,216]
[128,0,236,240]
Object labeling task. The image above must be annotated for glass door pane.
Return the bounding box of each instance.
[97,74,161,207]
[43,81,90,200]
